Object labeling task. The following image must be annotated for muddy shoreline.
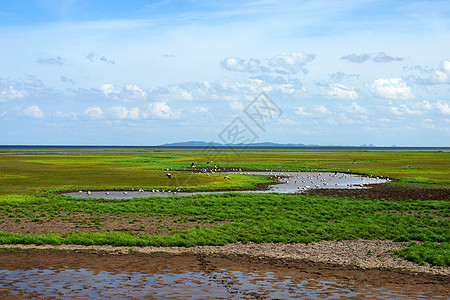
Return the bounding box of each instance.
[1,239,448,276]
[1,248,448,299]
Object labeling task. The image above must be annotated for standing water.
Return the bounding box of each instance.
[0,251,446,299]
[64,171,390,199]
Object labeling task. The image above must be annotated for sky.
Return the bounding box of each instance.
[0,0,449,146]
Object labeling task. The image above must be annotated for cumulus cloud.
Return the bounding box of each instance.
[192,106,214,121]
[22,105,44,118]
[407,61,450,85]
[145,102,180,119]
[431,60,450,84]
[323,83,358,100]
[294,107,313,116]
[37,56,64,65]
[381,100,450,116]
[269,52,316,74]
[346,102,366,114]
[86,52,115,64]
[435,100,450,115]
[123,84,147,99]
[0,85,27,102]
[220,57,265,73]
[221,51,315,75]
[109,106,140,120]
[341,52,402,63]
[269,51,316,74]
[85,106,104,119]
[100,83,147,101]
[370,78,413,100]
[294,105,330,117]
[101,83,121,96]
[385,101,422,116]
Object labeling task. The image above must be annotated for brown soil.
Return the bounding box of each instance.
[305,183,450,201]
[0,211,227,235]
[1,240,449,276]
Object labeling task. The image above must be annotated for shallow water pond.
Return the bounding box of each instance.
[65,171,389,199]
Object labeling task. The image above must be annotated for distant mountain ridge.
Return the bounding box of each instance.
[158,141,385,148]
[160,141,325,147]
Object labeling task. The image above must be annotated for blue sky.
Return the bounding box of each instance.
[0,0,449,146]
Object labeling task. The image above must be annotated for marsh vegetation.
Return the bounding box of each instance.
[0,149,448,266]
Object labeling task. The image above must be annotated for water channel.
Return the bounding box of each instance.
[65,171,390,199]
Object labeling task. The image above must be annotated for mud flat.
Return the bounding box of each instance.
[0,242,448,299]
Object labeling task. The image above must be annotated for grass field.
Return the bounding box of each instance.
[0,149,449,266]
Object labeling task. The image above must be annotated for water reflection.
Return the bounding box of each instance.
[0,252,444,299]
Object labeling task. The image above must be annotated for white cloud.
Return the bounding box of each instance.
[346,102,366,114]
[294,107,312,117]
[101,84,121,96]
[324,83,358,100]
[101,83,147,101]
[269,51,316,74]
[341,52,402,63]
[145,102,180,119]
[192,106,214,121]
[124,84,147,99]
[315,105,330,114]
[295,105,330,117]
[220,57,264,73]
[422,118,435,129]
[382,100,450,116]
[435,100,450,115]
[109,106,140,120]
[278,118,296,125]
[221,51,315,75]
[228,101,244,111]
[370,78,414,100]
[23,105,44,118]
[85,106,104,119]
[0,85,27,102]
[408,61,450,85]
[431,61,450,84]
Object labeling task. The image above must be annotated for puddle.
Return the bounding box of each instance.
[0,251,445,299]
[64,171,389,199]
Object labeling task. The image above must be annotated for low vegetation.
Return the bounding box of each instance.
[0,149,448,266]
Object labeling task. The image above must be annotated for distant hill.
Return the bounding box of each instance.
[159,141,319,148]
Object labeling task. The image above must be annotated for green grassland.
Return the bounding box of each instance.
[0,149,449,266]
